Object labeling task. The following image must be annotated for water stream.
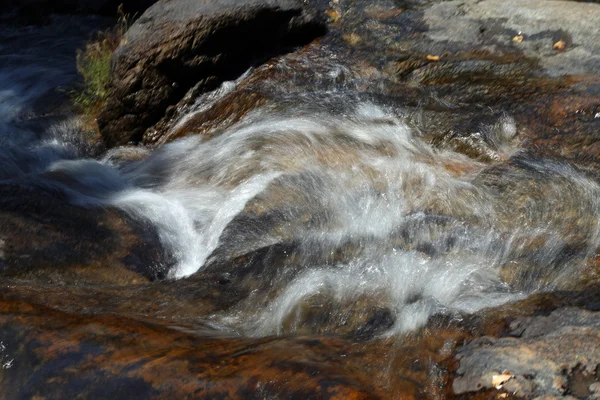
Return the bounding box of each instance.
[1,17,599,340]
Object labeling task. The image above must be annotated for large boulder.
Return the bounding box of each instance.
[96,0,327,147]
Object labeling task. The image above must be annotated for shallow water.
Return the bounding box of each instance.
[1,16,599,342]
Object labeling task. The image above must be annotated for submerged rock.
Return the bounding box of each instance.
[97,0,327,147]
[0,183,170,285]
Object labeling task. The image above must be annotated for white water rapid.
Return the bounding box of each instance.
[18,101,599,337]
[2,17,600,339]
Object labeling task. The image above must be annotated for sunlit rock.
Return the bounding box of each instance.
[97,0,327,146]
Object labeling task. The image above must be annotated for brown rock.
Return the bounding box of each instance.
[0,183,170,285]
[0,298,381,399]
[97,0,326,147]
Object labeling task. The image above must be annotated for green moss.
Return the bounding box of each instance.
[71,7,132,127]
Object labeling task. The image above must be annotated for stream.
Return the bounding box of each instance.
[1,9,600,398]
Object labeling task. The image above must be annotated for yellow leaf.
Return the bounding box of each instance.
[325,9,341,23]
[426,55,440,61]
[343,33,361,46]
[492,373,512,389]
[512,34,524,43]
[553,40,566,51]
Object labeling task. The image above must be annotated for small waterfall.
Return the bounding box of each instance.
[111,172,280,278]
[1,16,599,338]
[34,102,595,338]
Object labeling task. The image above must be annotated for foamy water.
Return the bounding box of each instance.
[33,102,600,337]
[2,18,599,338]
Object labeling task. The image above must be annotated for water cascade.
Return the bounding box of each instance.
[2,9,600,397]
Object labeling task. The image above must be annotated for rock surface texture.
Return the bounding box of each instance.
[424,0,600,76]
[2,0,600,398]
[454,308,600,398]
[97,0,327,146]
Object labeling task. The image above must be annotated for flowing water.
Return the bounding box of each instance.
[1,17,600,342]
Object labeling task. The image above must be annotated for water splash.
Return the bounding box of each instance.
[111,172,280,278]
[21,102,594,337]
[1,26,599,338]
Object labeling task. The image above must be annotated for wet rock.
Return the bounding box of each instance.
[97,0,327,146]
[141,43,355,145]
[0,183,170,285]
[279,294,395,338]
[453,307,600,398]
[144,0,599,173]
[0,298,381,399]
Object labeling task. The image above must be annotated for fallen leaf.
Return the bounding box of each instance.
[492,373,512,389]
[553,40,566,51]
[325,9,341,23]
[497,394,508,399]
[343,33,361,46]
[365,6,404,19]
[512,34,524,43]
[426,55,440,61]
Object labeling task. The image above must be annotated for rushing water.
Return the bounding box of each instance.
[2,17,600,340]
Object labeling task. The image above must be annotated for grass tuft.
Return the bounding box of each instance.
[71,5,132,126]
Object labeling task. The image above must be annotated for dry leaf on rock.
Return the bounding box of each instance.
[343,33,361,46]
[492,373,512,389]
[325,9,341,23]
[553,40,566,51]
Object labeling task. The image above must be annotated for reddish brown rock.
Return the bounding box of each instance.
[0,298,383,399]
[0,183,169,285]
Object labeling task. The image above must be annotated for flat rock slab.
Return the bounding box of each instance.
[424,0,600,77]
[453,307,600,398]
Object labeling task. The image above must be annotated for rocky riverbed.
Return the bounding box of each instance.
[1,0,600,398]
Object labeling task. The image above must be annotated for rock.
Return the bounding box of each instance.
[453,307,600,398]
[143,0,600,172]
[423,0,600,77]
[0,183,171,285]
[0,298,381,399]
[97,0,327,147]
